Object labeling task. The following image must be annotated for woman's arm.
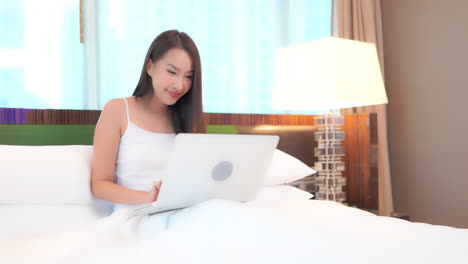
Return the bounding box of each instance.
[91,99,158,204]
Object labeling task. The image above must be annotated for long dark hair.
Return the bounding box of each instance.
[133,30,205,133]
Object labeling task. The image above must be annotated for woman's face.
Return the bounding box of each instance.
[146,48,194,106]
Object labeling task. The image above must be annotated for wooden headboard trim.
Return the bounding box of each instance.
[0,108,316,126]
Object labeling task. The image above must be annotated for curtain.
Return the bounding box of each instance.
[0,0,84,110]
[0,0,332,114]
[94,0,332,114]
[332,0,394,212]
[0,0,332,113]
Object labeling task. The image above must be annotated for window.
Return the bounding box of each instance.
[0,0,332,114]
[0,0,84,109]
[96,0,332,114]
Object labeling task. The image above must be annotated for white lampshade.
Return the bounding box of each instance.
[272,37,388,111]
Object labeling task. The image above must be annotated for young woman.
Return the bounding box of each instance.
[91,30,205,210]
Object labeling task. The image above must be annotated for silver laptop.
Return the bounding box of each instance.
[131,133,279,216]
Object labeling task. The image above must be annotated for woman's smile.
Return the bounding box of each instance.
[166,89,182,99]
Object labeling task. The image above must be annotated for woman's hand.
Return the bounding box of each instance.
[147,180,162,203]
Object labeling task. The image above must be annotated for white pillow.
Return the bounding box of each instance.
[0,145,94,205]
[253,185,313,204]
[264,149,316,185]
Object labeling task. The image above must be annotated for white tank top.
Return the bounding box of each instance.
[114,98,175,209]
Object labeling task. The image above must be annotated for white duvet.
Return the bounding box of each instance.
[1,199,467,264]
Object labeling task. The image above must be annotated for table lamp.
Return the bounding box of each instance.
[272,37,388,202]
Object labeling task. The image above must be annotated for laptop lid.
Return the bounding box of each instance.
[131,133,279,216]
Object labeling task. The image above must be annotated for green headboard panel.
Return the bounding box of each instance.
[0,125,96,145]
[0,125,238,146]
[206,125,238,134]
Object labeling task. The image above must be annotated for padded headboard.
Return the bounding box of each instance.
[0,125,237,145]
[237,125,316,167]
[0,108,377,209]
[0,124,315,166]
[207,124,316,166]
[0,125,95,145]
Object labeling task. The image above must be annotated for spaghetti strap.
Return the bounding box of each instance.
[122,98,130,125]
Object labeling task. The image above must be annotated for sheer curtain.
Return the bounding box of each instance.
[0,0,332,114]
[0,0,84,109]
[332,0,394,212]
[94,0,332,113]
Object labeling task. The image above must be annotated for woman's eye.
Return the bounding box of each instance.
[167,70,176,75]
[186,76,193,80]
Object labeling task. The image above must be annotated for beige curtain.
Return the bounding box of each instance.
[332,0,394,212]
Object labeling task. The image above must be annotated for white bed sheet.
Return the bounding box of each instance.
[0,204,109,238]
[1,199,467,264]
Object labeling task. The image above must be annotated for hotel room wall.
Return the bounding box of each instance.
[381,0,468,228]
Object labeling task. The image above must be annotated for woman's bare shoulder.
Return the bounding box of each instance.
[97,98,128,128]
[103,98,127,113]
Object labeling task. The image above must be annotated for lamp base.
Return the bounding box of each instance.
[314,111,346,202]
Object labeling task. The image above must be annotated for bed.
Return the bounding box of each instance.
[0,109,467,263]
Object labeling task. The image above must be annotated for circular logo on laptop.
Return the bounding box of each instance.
[211,161,233,181]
